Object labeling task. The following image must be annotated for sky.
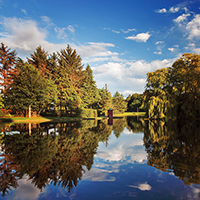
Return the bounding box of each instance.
[1,0,200,96]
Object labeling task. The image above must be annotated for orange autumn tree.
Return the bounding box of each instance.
[0,43,18,95]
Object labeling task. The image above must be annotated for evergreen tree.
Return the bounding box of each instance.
[0,43,18,94]
[58,45,85,95]
[98,88,113,115]
[81,64,101,108]
[54,61,82,112]
[27,46,49,77]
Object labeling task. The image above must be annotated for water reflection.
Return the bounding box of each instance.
[143,119,200,185]
[0,117,200,199]
[0,118,140,197]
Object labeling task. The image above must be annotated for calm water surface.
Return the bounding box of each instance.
[0,117,200,200]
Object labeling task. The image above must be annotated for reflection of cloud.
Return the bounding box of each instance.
[13,175,44,200]
[83,168,116,182]
[96,131,146,163]
[128,182,151,191]
[190,185,200,200]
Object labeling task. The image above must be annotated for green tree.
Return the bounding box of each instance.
[98,89,113,115]
[126,93,143,112]
[54,61,82,113]
[58,45,85,95]
[112,91,127,113]
[81,64,101,108]
[27,45,49,77]
[5,64,57,117]
[143,53,200,119]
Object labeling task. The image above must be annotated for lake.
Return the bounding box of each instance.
[0,116,200,200]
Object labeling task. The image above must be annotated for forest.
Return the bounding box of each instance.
[0,42,200,119]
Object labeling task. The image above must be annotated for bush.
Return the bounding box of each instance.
[0,109,5,117]
[79,109,97,118]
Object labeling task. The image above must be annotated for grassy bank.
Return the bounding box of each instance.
[0,112,145,123]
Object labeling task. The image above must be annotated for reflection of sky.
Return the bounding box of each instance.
[4,175,45,200]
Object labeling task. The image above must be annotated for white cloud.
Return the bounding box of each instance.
[54,27,67,39]
[112,30,120,34]
[41,16,54,26]
[12,175,45,200]
[174,13,191,24]
[121,28,136,33]
[168,45,179,52]
[128,182,152,191]
[21,9,27,15]
[169,6,180,13]
[125,32,151,42]
[156,8,167,13]
[155,41,164,45]
[154,51,162,55]
[74,42,118,58]
[186,14,200,39]
[67,25,75,33]
[168,48,175,52]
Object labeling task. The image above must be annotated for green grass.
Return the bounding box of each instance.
[0,112,145,123]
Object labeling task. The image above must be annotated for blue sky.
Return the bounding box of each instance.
[1,0,200,96]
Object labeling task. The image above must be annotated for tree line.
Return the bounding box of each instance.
[0,43,128,117]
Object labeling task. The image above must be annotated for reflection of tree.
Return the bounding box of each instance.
[0,119,113,195]
[112,117,127,138]
[144,119,200,185]
[126,116,144,133]
[0,151,20,197]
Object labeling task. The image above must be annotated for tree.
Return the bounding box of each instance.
[27,46,49,77]
[112,91,127,113]
[126,93,143,112]
[81,64,101,109]
[98,89,113,115]
[170,53,200,118]
[143,68,175,119]
[143,53,200,119]
[0,43,18,94]
[58,45,86,95]
[54,61,82,113]
[5,64,57,117]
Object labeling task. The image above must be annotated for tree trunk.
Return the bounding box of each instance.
[29,105,31,118]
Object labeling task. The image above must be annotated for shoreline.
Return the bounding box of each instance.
[0,112,145,123]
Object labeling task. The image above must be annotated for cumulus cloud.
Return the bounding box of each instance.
[169,6,180,13]
[186,14,200,39]
[156,8,167,13]
[168,48,175,52]
[92,57,176,95]
[174,13,191,24]
[0,17,63,57]
[125,32,151,42]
